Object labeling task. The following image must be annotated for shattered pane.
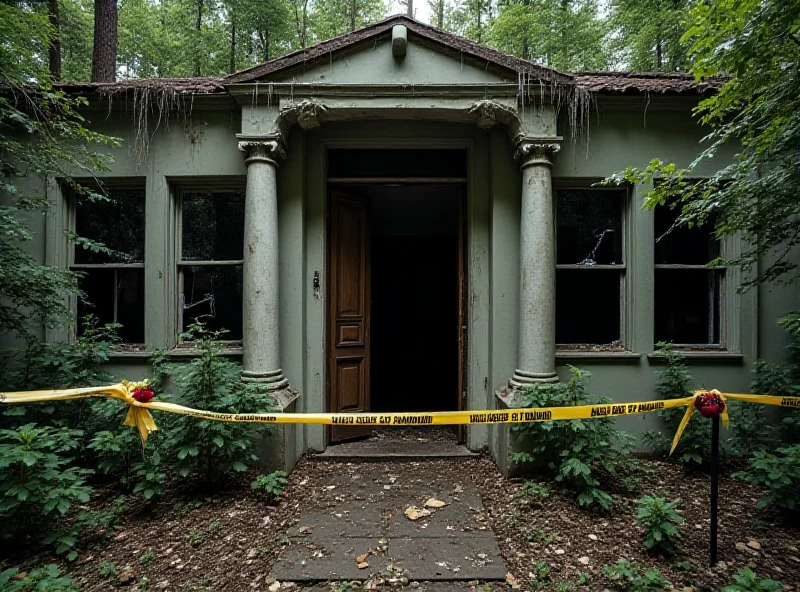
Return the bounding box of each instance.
[77,268,145,343]
[655,207,720,265]
[655,269,721,344]
[181,265,243,340]
[556,269,621,344]
[74,189,145,264]
[556,189,624,265]
[181,191,245,261]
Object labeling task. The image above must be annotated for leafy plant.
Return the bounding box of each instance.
[643,344,710,467]
[187,528,202,547]
[251,470,288,502]
[529,561,551,591]
[515,480,550,505]
[0,564,78,592]
[635,496,684,554]
[722,567,782,592]
[98,561,118,579]
[165,324,277,484]
[0,423,92,547]
[139,550,154,565]
[511,366,631,510]
[602,560,669,591]
[733,444,800,514]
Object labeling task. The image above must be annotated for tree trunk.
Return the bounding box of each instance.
[349,0,356,32]
[194,0,203,77]
[91,0,117,82]
[294,0,308,48]
[437,0,444,28]
[229,13,236,74]
[655,36,663,70]
[48,0,61,82]
[406,0,413,17]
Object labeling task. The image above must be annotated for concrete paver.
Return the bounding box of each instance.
[269,453,507,585]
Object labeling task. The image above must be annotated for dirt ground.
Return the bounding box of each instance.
[5,450,799,591]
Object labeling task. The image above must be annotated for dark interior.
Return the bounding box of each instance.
[355,185,462,413]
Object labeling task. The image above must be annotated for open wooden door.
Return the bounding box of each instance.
[328,191,373,442]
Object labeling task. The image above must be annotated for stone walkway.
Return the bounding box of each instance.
[268,453,508,589]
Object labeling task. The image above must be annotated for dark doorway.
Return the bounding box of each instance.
[365,185,463,413]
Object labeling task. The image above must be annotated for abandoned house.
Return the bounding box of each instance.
[7,15,798,472]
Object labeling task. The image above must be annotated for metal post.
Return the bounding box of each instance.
[709,413,720,566]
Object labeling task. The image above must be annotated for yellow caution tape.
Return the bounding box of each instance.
[1,383,798,452]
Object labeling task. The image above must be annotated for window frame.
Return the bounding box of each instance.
[66,179,147,346]
[652,201,728,350]
[553,182,631,351]
[175,184,246,347]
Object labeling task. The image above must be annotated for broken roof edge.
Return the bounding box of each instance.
[54,77,228,96]
[574,71,726,94]
[223,14,573,85]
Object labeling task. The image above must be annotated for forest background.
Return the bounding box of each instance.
[37,0,691,83]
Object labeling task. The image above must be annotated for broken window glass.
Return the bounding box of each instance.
[654,207,724,346]
[181,265,243,340]
[554,188,626,348]
[557,189,624,265]
[74,190,145,264]
[181,191,245,261]
[77,268,145,343]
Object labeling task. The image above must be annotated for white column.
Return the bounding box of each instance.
[237,134,289,390]
[510,139,561,388]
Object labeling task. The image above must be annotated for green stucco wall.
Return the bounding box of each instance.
[2,89,797,474]
[271,37,512,85]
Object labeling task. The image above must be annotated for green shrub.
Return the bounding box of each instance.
[511,367,630,511]
[515,480,550,505]
[0,423,92,551]
[0,565,78,592]
[98,561,117,579]
[733,444,800,514]
[251,470,288,502]
[601,560,669,591]
[643,343,710,467]
[722,567,783,592]
[634,495,684,554]
[165,324,277,484]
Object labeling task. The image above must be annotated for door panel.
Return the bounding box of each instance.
[329,191,372,442]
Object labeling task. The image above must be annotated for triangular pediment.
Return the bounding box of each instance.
[226,15,571,87]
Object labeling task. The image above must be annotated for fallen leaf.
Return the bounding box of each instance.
[506,572,521,589]
[747,539,761,550]
[357,562,369,569]
[356,553,369,563]
[404,506,431,521]
[424,498,446,509]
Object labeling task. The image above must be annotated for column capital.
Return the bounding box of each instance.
[514,137,562,168]
[236,133,286,165]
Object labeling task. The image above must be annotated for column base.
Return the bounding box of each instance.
[241,368,290,391]
[509,369,559,389]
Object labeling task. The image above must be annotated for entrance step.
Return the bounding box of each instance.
[315,440,479,461]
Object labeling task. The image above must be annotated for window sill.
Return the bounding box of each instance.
[647,351,743,364]
[168,347,244,358]
[556,351,641,362]
[107,348,245,360]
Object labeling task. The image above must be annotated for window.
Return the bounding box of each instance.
[71,186,146,343]
[654,207,723,346]
[555,188,626,348]
[178,190,245,341]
